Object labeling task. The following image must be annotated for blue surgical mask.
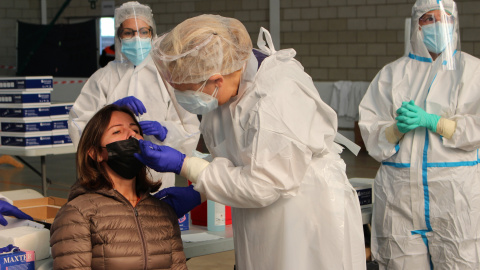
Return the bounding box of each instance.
[174,80,219,115]
[422,22,454,54]
[121,37,152,66]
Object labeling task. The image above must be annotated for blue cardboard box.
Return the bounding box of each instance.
[0,131,52,148]
[50,102,73,117]
[178,213,189,231]
[0,91,51,104]
[0,250,35,270]
[52,131,72,146]
[356,187,372,207]
[0,105,50,118]
[349,178,373,209]
[0,117,52,132]
[0,76,53,91]
[52,119,68,130]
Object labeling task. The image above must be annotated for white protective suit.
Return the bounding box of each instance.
[193,29,366,270]
[69,4,200,188]
[359,0,480,269]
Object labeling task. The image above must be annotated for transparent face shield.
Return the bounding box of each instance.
[417,2,458,70]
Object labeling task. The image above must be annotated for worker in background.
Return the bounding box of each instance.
[68,1,200,190]
[99,44,115,67]
[359,0,480,269]
[136,14,366,270]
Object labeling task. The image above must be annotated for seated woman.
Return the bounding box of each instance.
[50,104,186,270]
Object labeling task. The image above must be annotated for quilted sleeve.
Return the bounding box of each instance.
[50,203,92,270]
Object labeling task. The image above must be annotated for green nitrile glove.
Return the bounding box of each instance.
[396,100,440,133]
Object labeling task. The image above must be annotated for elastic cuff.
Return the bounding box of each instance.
[180,157,210,184]
[436,118,456,139]
[385,124,404,144]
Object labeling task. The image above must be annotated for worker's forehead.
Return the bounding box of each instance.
[422,9,452,16]
[121,18,149,28]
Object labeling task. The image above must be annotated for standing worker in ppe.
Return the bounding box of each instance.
[135,14,366,270]
[68,1,200,189]
[359,0,480,269]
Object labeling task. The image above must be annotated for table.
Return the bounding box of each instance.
[182,224,234,258]
[0,145,76,196]
[34,207,370,269]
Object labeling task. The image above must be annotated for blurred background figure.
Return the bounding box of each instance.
[99,44,115,67]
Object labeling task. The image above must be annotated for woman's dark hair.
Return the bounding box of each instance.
[76,104,161,193]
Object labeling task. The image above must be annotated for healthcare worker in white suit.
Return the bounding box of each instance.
[134,14,366,270]
[359,0,480,269]
[68,2,200,189]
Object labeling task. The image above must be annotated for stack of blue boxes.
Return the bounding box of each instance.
[0,76,53,148]
[50,103,73,147]
[0,76,73,149]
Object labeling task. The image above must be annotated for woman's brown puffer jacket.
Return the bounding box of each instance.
[50,184,187,270]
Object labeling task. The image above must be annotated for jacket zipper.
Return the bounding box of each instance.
[134,207,148,270]
[114,190,148,270]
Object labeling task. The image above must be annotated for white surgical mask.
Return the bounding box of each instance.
[174,80,219,115]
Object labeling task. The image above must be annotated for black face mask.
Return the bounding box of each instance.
[104,137,143,179]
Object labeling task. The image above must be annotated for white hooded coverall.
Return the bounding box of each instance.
[193,30,366,270]
[359,0,480,269]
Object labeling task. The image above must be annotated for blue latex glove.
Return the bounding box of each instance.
[0,244,19,254]
[112,96,147,116]
[396,100,441,133]
[134,139,185,174]
[154,186,201,218]
[0,200,33,226]
[139,121,168,141]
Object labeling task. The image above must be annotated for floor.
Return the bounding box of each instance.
[0,149,380,269]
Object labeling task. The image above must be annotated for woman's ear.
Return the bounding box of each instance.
[210,74,224,89]
[88,148,103,162]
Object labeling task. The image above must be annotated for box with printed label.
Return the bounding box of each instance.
[52,119,68,130]
[349,178,373,209]
[0,117,52,132]
[0,90,51,104]
[0,76,53,91]
[0,131,52,148]
[178,213,189,231]
[52,130,72,146]
[0,250,35,270]
[0,104,50,118]
[50,102,73,117]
